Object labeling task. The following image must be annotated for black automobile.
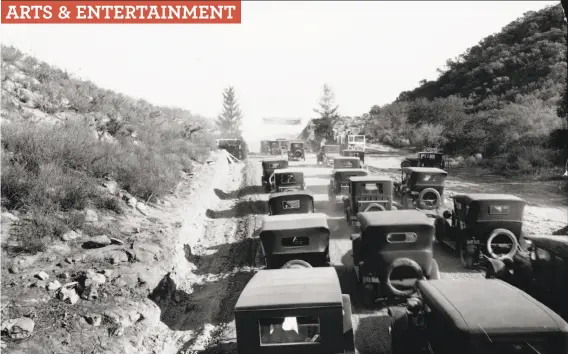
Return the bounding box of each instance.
[287,141,306,161]
[400,151,446,170]
[261,159,289,192]
[388,278,568,354]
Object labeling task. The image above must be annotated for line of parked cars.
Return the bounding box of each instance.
[233,147,568,353]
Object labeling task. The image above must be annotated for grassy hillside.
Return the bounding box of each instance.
[306,4,567,175]
[1,45,214,253]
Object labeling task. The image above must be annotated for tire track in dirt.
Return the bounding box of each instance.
[145,159,262,354]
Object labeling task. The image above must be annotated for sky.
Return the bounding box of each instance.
[1,1,560,141]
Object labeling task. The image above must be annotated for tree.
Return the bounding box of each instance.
[216,86,243,138]
[312,84,340,142]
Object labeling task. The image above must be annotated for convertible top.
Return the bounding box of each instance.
[358,209,431,228]
[268,190,313,200]
[523,235,568,256]
[261,213,329,232]
[452,193,525,203]
[272,168,305,174]
[349,176,393,183]
[418,279,568,335]
[235,267,343,311]
[402,167,448,175]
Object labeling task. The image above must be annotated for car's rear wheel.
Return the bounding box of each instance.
[486,228,518,260]
[385,258,425,297]
[400,161,411,168]
[417,188,441,210]
[281,259,312,269]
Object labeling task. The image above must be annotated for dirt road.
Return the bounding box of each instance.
[194,153,486,354]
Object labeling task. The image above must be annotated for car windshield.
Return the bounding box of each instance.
[259,316,321,345]
[291,143,302,150]
[420,153,439,160]
[357,183,384,195]
[278,173,299,184]
[323,146,340,153]
[335,160,356,168]
[416,173,443,183]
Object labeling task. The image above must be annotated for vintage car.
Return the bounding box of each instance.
[400,151,446,169]
[234,267,355,354]
[341,149,365,164]
[269,168,306,193]
[394,167,447,211]
[328,168,368,203]
[287,141,306,161]
[268,190,315,216]
[217,138,248,160]
[332,156,362,170]
[261,159,289,192]
[268,140,283,155]
[435,193,526,269]
[260,140,270,154]
[317,145,341,166]
[350,210,440,306]
[259,213,330,269]
[486,234,568,319]
[344,176,397,228]
[388,278,568,354]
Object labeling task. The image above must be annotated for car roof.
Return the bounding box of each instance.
[333,168,367,174]
[453,193,525,203]
[359,210,431,227]
[402,167,448,175]
[288,140,303,143]
[235,267,343,311]
[348,176,393,183]
[523,235,568,256]
[272,168,305,174]
[418,279,568,335]
[268,190,314,200]
[419,151,442,154]
[334,156,359,161]
[343,149,363,152]
[261,213,329,232]
[262,159,287,164]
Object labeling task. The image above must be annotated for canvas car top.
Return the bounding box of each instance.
[235,267,342,311]
[452,193,525,203]
[358,209,431,228]
[523,235,568,256]
[402,167,448,175]
[261,213,329,232]
[418,279,568,335]
[268,190,314,201]
[272,168,305,175]
[349,176,393,183]
[262,159,287,167]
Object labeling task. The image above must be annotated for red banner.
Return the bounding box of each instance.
[1,0,241,24]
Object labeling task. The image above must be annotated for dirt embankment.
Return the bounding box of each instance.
[0,151,259,354]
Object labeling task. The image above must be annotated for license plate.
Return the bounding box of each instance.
[362,276,379,283]
[466,239,480,245]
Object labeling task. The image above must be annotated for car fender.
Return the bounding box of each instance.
[341,294,355,352]
[364,203,386,212]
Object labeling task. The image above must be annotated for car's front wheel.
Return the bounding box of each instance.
[401,161,411,168]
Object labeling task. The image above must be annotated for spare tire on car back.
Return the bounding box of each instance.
[281,259,312,269]
[294,150,302,158]
[385,258,425,297]
[364,203,386,212]
[486,228,518,260]
[417,188,441,210]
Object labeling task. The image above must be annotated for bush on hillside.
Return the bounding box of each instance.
[1,45,213,253]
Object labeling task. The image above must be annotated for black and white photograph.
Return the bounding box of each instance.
[1,1,568,353]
